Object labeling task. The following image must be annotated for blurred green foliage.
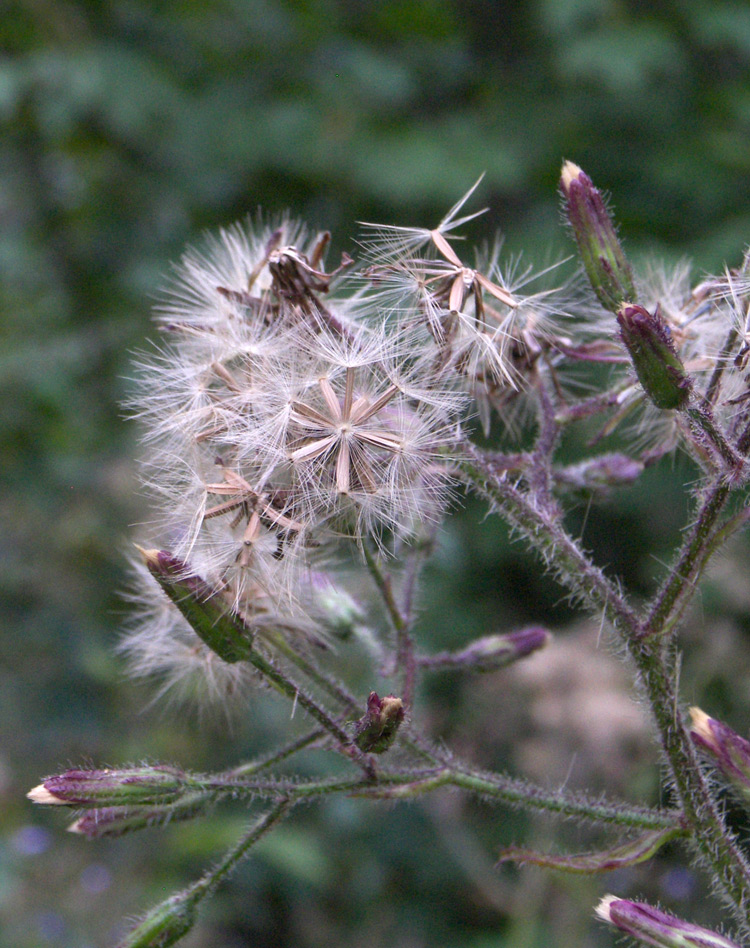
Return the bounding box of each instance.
[2,1,750,945]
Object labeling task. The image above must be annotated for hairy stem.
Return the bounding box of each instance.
[203,767,681,832]
[459,450,640,637]
[641,479,731,639]
[462,445,750,926]
[242,643,375,776]
[631,641,750,927]
[190,799,292,902]
[364,541,416,708]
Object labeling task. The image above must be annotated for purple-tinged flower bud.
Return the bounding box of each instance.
[560,161,636,313]
[354,692,404,754]
[616,304,692,410]
[69,794,209,839]
[28,766,187,808]
[690,707,750,800]
[420,627,550,673]
[137,547,252,663]
[595,895,741,948]
[117,890,199,948]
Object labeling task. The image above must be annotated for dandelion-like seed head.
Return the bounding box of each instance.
[358,183,575,435]
[123,209,469,701]
[243,318,464,540]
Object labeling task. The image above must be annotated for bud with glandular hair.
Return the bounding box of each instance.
[595,895,741,948]
[560,161,636,313]
[616,303,692,410]
[354,692,405,754]
[117,890,200,948]
[28,766,187,808]
[454,627,550,670]
[690,707,750,801]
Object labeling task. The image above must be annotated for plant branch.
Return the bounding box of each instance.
[363,541,416,708]
[198,767,682,833]
[630,641,750,929]
[641,479,731,640]
[459,448,640,638]
[190,799,293,901]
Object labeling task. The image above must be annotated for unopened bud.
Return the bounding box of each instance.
[354,692,404,754]
[560,161,636,313]
[117,890,199,948]
[28,766,187,807]
[424,627,550,673]
[617,303,691,410]
[138,547,252,663]
[595,895,740,948]
[690,707,750,800]
[69,794,209,839]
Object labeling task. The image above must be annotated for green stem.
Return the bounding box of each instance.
[631,641,750,926]
[446,766,681,831]
[463,445,750,928]
[241,644,375,776]
[214,768,680,832]
[190,799,292,902]
[686,405,744,474]
[641,479,730,639]
[363,542,416,709]
[263,632,360,712]
[263,627,438,765]
[705,326,738,406]
[459,451,640,637]
[222,727,328,780]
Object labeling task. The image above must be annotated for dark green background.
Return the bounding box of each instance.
[3,1,750,945]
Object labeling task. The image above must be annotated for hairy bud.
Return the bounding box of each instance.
[354,692,405,754]
[138,547,253,663]
[690,707,750,800]
[595,895,740,948]
[69,794,209,839]
[309,572,367,638]
[616,303,691,410]
[420,626,550,672]
[28,765,187,807]
[560,160,636,312]
[117,890,199,948]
